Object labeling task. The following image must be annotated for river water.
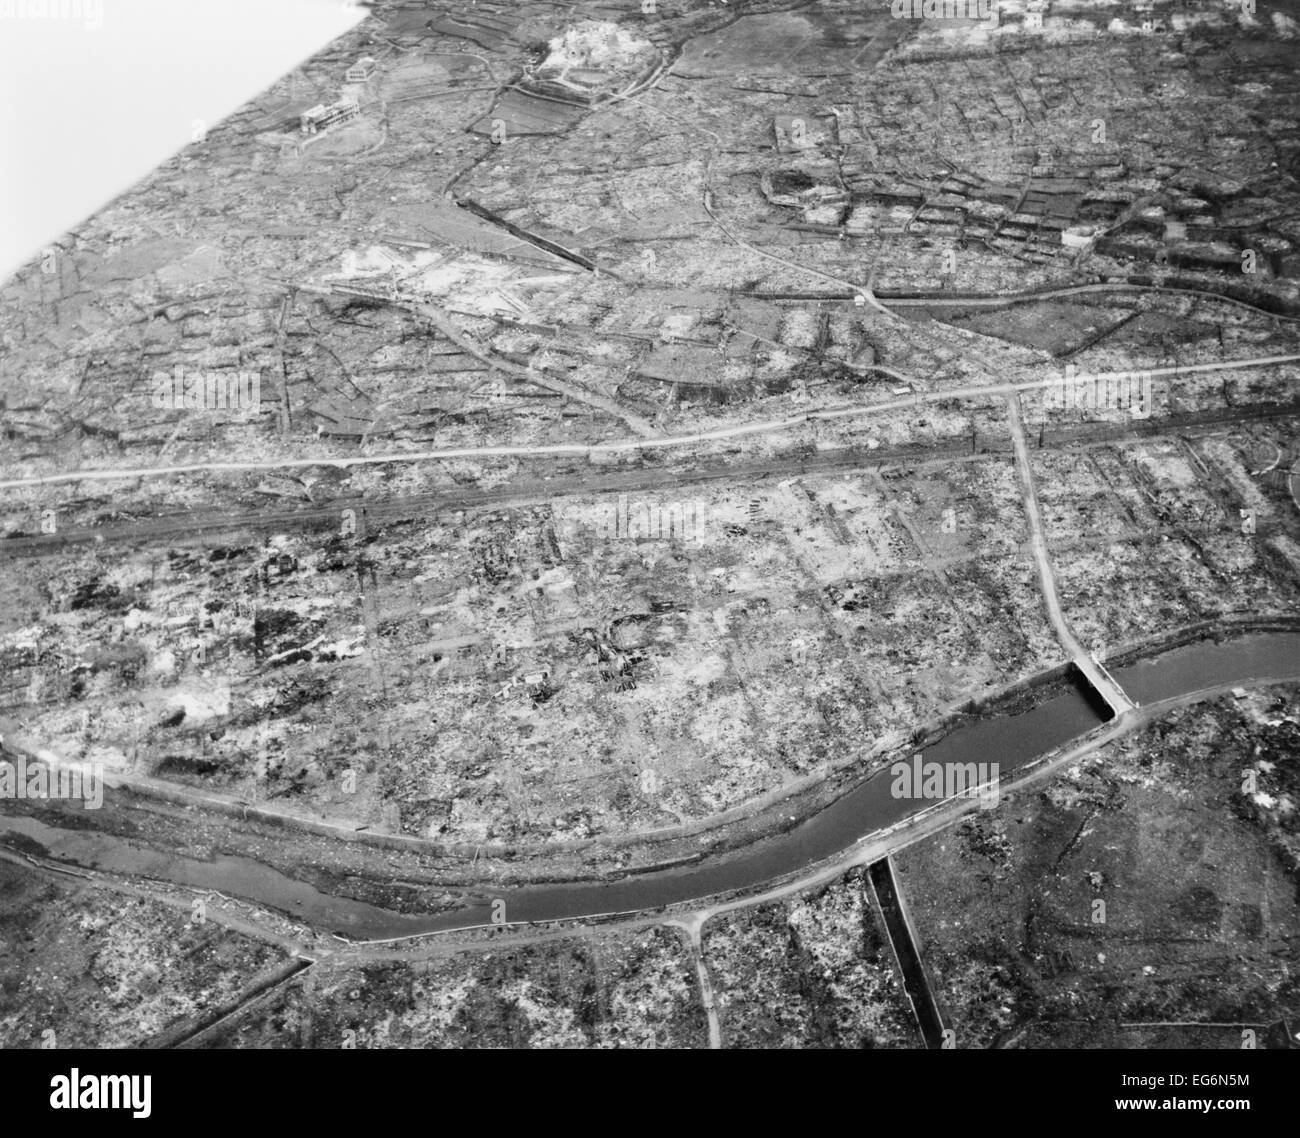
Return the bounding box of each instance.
[2,631,1296,940]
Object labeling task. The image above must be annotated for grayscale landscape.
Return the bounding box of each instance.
[2,0,1299,1051]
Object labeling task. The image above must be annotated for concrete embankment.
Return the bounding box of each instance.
[867,857,948,1049]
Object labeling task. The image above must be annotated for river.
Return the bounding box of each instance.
[2,630,1296,940]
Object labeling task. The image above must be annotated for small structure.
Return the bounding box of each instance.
[300,96,360,135]
[1025,9,1044,29]
[1061,225,1097,250]
[346,56,378,82]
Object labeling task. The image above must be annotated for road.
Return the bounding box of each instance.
[666,914,722,1049]
[6,398,1294,556]
[743,280,1300,322]
[4,631,1297,944]
[2,353,1297,491]
[1006,391,1137,718]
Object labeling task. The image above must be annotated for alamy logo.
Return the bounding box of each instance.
[890,754,1000,809]
[0,754,104,809]
[891,0,998,19]
[151,366,261,413]
[50,1069,151,1118]
[594,494,710,542]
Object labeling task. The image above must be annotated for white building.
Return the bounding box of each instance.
[346,56,377,82]
[300,96,360,135]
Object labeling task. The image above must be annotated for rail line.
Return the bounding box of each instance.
[3,353,1297,491]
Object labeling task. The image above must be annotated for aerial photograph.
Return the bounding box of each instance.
[1,0,1297,1085]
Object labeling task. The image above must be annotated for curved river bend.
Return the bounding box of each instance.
[2,631,1297,940]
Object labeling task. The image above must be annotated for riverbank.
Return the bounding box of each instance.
[3,623,1298,937]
